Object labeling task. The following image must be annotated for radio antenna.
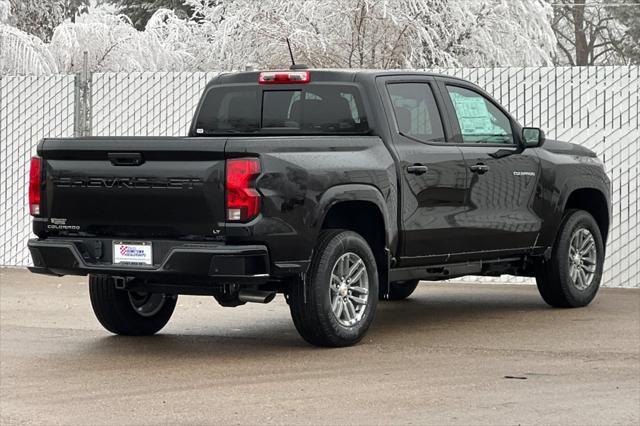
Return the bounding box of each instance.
[286,38,296,67]
[286,38,308,70]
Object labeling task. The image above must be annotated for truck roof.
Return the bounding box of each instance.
[207,69,469,88]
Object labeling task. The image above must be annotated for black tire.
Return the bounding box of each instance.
[289,229,379,347]
[536,209,604,308]
[89,275,177,335]
[380,280,419,301]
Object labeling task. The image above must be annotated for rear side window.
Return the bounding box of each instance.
[194,85,368,135]
[195,87,260,134]
[387,83,445,143]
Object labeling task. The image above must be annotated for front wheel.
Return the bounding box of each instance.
[288,229,379,347]
[89,275,177,335]
[536,209,604,308]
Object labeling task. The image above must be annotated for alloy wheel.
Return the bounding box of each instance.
[329,252,370,327]
[568,227,598,291]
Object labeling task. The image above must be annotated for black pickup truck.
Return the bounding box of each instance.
[27,69,611,347]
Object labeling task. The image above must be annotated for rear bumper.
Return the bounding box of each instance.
[28,238,270,283]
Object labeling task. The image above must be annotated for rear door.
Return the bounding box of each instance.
[437,80,541,255]
[377,75,468,266]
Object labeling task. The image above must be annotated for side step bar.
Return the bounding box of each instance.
[388,258,522,282]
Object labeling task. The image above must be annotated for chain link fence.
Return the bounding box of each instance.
[1,67,638,287]
[0,75,75,266]
[91,72,218,137]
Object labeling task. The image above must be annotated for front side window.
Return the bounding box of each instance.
[446,85,513,145]
[387,83,445,143]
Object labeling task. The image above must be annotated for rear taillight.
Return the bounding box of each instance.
[259,71,310,84]
[226,158,261,221]
[29,156,42,216]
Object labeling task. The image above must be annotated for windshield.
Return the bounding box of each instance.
[193,85,369,135]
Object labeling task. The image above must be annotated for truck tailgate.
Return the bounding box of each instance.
[38,137,226,239]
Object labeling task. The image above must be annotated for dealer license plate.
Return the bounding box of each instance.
[113,241,153,265]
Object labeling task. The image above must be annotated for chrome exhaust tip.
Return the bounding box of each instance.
[238,290,276,304]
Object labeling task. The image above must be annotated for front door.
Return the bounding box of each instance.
[378,76,468,266]
[439,82,542,256]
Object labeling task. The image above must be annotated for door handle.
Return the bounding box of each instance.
[108,152,144,166]
[406,164,429,175]
[469,163,489,174]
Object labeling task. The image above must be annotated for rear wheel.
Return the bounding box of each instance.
[536,210,604,308]
[380,280,419,301]
[89,275,177,335]
[288,229,379,347]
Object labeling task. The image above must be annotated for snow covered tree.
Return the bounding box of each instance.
[0,0,10,24]
[49,7,195,72]
[185,0,557,70]
[0,0,61,74]
[0,24,59,74]
[6,0,89,42]
[2,0,560,74]
[551,0,630,65]
[114,0,194,30]
[608,0,640,63]
[8,0,65,42]
[62,0,91,22]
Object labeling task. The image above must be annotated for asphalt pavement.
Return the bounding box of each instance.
[1,268,638,425]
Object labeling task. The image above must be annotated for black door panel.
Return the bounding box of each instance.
[378,77,468,266]
[439,80,543,255]
[458,148,541,252]
[400,145,468,262]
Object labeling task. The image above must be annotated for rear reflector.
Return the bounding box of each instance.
[226,158,261,221]
[259,71,310,84]
[29,156,42,216]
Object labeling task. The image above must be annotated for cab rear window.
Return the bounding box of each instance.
[193,85,369,135]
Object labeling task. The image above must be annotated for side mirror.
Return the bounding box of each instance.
[522,127,545,148]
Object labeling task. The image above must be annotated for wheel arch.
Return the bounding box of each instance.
[312,184,393,293]
[562,186,610,244]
